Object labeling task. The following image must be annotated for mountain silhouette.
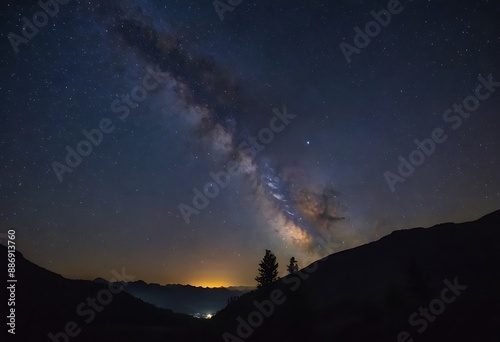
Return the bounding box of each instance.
[210,209,500,342]
[0,245,206,341]
[3,209,499,341]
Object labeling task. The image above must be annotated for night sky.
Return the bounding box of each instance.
[1,0,499,287]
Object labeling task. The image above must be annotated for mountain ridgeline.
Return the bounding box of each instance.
[3,209,499,341]
[211,209,500,341]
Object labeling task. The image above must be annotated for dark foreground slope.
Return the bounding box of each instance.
[0,245,206,342]
[210,210,500,342]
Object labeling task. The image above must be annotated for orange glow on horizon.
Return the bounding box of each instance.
[185,279,236,288]
[184,275,256,288]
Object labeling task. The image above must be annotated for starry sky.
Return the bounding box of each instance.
[0,0,499,287]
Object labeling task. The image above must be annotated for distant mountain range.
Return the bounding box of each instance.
[93,278,251,316]
[3,209,499,341]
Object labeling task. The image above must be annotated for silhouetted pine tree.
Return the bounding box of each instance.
[286,257,299,274]
[255,249,279,288]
